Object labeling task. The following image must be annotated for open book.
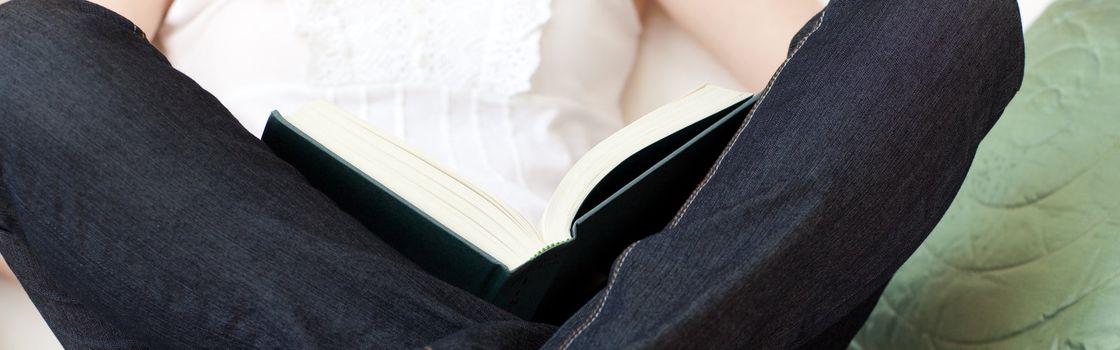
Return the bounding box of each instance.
[263,85,757,322]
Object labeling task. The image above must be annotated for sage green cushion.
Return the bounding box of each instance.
[851,0,1120,348]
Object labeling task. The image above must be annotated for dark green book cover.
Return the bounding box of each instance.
[262,95,757,323]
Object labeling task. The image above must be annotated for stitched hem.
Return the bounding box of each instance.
[557,9,829,349]
[71,0,148,39]
[557,242,639,349]
[668,9,829,228]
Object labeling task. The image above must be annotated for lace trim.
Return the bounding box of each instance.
[287,0,553,98]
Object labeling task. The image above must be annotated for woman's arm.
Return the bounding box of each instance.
[653,0,823,91]
[88,0,174,41]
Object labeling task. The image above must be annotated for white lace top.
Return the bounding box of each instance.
[157,0,642,223]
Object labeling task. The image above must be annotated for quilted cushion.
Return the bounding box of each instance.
[851,0,1120,348]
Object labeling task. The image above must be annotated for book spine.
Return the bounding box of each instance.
[488,244,570,322]
[263,113,510,297]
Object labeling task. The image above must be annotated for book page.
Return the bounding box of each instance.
[539,85,751,245]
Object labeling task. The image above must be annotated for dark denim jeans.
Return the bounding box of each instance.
[0,0,1023,348]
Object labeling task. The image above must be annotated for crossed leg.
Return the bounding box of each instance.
[0,0,1023,348]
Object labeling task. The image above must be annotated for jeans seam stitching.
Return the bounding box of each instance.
[557,242,639,349]
[667,8,829,228]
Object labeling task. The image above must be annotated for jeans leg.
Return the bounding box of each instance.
[0,0,554,348]
[545,0,1024,348]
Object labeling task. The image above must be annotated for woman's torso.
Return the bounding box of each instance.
[157,0,642,222]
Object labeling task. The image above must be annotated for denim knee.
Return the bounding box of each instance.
[0,0,150,79]
[0,0,145,39]
[0,0,160,119]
